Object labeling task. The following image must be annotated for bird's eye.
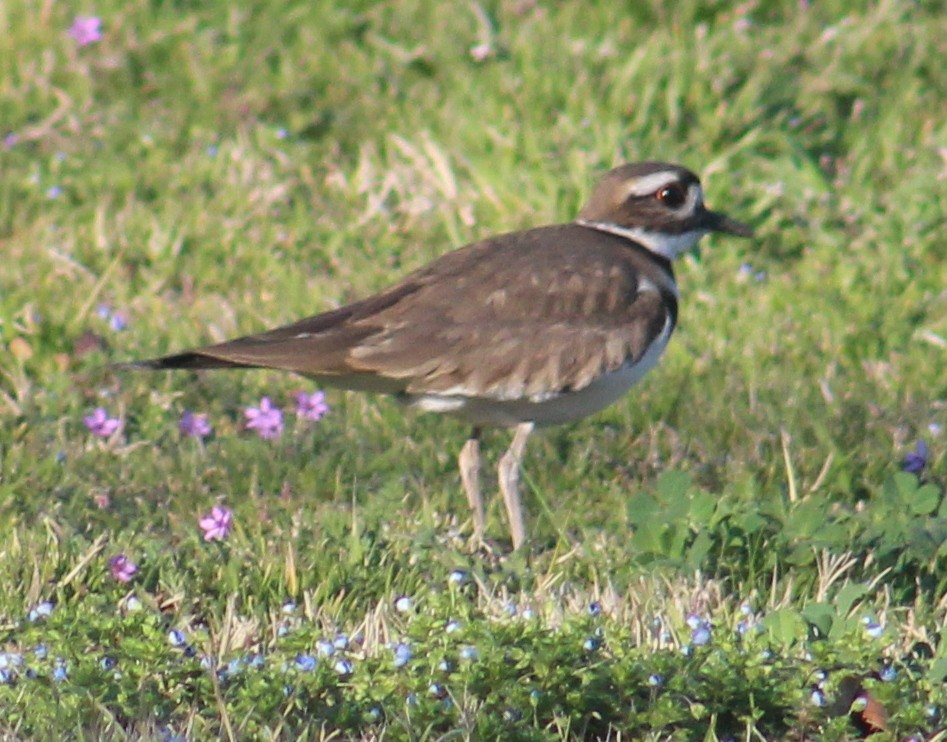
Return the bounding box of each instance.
[656,184,686,208]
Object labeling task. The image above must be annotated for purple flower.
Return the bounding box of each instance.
[179,410,212,439]
[84,407,120,437]
[903,440,928,475]
[199,506,233,542]
[294,390,330,421]
[68,15,103,46]
[108,312,128,331]
[95,304,128,331]
[3,133,17,149]
[108,554,138,583]
[245,397,283,439]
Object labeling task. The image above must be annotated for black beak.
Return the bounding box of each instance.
[703,208,754,238]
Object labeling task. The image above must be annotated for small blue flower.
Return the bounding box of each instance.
[333,659,353,675]
[248,654,265,670]
[0,668,14,684]
[880,664,897,682]
[46,185,63,200]
[316,639,335,657]
[438,659,453,673]
[394,595,413,613]
[52,659,68,682]
[861,615,884,637]
[392,643,412,668]
[522,607,536,620]
[448,570,467,585]
[583,636,601,652]
[294,654,316,672]
[167,629,186,647]
[864,621,884,639]
[333,634,349,650]
[691,624,712,646]
[28,602,54,622]
[903,440,929,474]
[0,652,23,668]
[648,673,663,687]
[810,688,826,707]
[35,644,49,660]
[503,602,517,617]
[282,601,297,615]
[587,601,602,617]
[445,620,462,633]
[428,682,447,698]
[100,656,117,671]
[459,646,479,661]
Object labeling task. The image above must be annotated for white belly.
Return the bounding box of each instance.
[407,318,672,428]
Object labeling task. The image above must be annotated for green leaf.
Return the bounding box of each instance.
[801,603,835,639]
[834,583,869,616]
[655,470,692,501]
[761,608,807,645]
[928,658,947,683]
[689,491,717,524]
[912,483,942,516]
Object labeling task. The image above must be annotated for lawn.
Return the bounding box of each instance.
[0,0,945,739]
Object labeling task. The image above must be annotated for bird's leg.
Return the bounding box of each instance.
[458,427,484,543]
[498,421,534,550]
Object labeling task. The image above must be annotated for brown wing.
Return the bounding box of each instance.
[129,224,676,399]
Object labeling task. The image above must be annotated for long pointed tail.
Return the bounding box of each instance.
[114,352,252,372]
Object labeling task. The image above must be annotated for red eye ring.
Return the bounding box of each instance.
[657,184,686,208]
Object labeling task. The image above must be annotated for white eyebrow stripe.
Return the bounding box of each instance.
[620,171,684,198]
[684,184,704,211]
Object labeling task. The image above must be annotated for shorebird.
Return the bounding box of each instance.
[124,161,752,549]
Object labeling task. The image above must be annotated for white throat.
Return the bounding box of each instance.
[575,219,705,261]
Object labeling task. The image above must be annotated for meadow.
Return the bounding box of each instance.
[0,0,945,738]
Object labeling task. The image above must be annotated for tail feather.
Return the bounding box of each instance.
[114,352,253,372]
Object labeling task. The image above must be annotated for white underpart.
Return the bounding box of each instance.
[575,221,705,261]
[407,311,676,428]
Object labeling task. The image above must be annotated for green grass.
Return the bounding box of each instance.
[1,0,946,738]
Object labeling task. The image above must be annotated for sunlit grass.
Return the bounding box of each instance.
[1,0,945,737]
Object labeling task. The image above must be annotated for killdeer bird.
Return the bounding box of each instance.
[124,162,752,549]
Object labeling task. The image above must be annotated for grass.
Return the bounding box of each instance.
[1,0,946,738]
